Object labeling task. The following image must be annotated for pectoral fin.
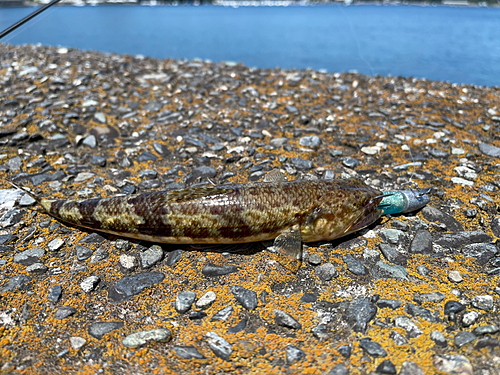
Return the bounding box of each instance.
[273,224,302,272]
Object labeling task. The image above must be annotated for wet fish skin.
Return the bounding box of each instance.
[7,178,383,271]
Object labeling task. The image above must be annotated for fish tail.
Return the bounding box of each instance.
[5,178,54,212]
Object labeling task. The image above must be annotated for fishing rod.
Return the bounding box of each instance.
[0,0,62,40]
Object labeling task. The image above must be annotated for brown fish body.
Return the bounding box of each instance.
[34,178,382,245]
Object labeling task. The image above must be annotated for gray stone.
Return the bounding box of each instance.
[108,272,165,302]
[394,316,422,338]
[462,311,480,327]
[230,285,258,310]
[172,346,205,360]
[478,142,500,158]
[345,298,377,333]
[379,244,407,265]
[166,249,184,267]
[286,345,305,364]
[69,337,86,351]
[390,331,407,346]
[342,157,359,169]
[122,328,172,348]
[371,261,409,281]
[274,309,301,329]
[444,301,466,316]
[0,209,26,228]
[90,155,106,167]
[421,206,463,231]
[202,263,239,277]
[291,157,313,170]
[491,216,500,237]
[435,231,491,249]
[88,322,124,339]
[6,156,22,172]
[79,233,105,244]
[13,247,45,266]
[76,245,93,261]
[471,295,493,311]
[80,276,100,293]
[205,332,232,361]
[140,245,164,268]
[473,324,499,336]
[299,135,321,148]
[410,230,433,254]
[461,243,497,265]
[55,306,77,320]
[82,135,97,148]
[376,359,396,374]
[119,254,137,270]
[307,253,322,266]
[377,299,402,310]
[454,331,477,348]
[0,234,17,245]
[399,361,424,375]
[431,330,447,347]
[359,338,387,357]
[90,248,108,263]
[406,303,439,322]
[315,262,338,281]
[414,292,446,304]
[380,229,405,245]
[48,285,62,303]
[94,112,106,124]
[325,363,348,375]
[47,238,64,252]
[175,291,197,314]
[26,263,48,274]
[211,306,234,321]
[195,291,217,309]
[343,254,368,276]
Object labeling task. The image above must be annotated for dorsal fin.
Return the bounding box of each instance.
[165,186,232,202]
[263,169,288,183]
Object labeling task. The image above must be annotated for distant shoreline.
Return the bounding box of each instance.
[1,0,499,8]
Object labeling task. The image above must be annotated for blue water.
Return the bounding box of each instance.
[1,5,499,86]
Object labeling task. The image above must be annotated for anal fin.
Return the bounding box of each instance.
[273,224,302,272]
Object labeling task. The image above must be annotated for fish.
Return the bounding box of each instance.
[6,171,384,272]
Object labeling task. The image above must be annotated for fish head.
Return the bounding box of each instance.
[301,179,383,242]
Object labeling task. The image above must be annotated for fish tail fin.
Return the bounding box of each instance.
[5,178,52,212]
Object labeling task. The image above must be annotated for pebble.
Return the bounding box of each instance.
[342,254,368,276]
[211,306,234,322]
[471,295,493,311]
[376,359,397,374]
[140,245,164,268]
[88,322,124,339]
[230,286,258,310]
[299,135,321,148]
[421,206,463,231]
[26,263,48,274]
[461,311,480,327]
[434,354,472,375]
[47,238,64,252]
[478,142,500,158]
[461,243,497,265]
[406,303,438,323]
[307,253,322,266]
[175,291,197,314]
[409,230,433,254]
[358,338,387,357]
[195,291,217,309]
[172,346,206,360]
[454,331,477,347]
[90,155,106,167]
[108,272,165,302]
[166,249,184,267]
[414,292,445,304]
[48,285,62,303]
[371,261,409,281]
[380,229,405,245]
[54,306,77,320]
[119,254,137,270]
[394,316,422,338]
[342,157,359,169]
[291,157,313,170]
[444,300,466,316]
[122,328,172,348]
[205,332,232,361]
[337,345,351,359]
[286,345,305,364]
[435,231,491,249]
[377,299,402,310]
[202,263,239,277]
[315,262,339,281]
[75,245,93,261]
[274,309,302,330]
[473,324,499,336]
[345,298,377,333]
[90,248,108,264]
[431,330,447,347]
[69,337,86,351]
[0,209,26,228]
[325,363,348,375]
[13,248,45,266]
[448,270,463,282]
[379,244,407,265]
[80,276,100,293]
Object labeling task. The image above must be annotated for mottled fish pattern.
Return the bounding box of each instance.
[8,176,383,271]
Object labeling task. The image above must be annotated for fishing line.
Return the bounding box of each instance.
[336,3,375,76]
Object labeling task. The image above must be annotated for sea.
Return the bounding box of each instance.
[1,4,499,86]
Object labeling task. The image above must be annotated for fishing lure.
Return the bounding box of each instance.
[6,171,429,272]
